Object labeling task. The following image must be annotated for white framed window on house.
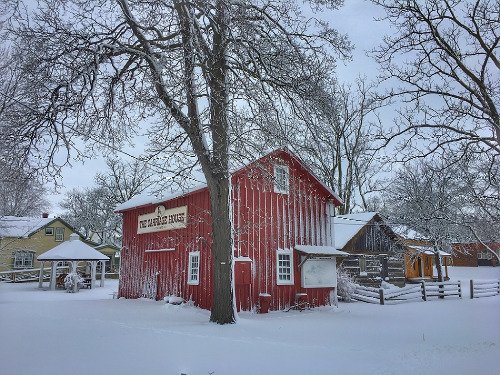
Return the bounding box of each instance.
[13,250,35,269]
[55,227,64,242]
[273,165,289,194]
[276,249,294,285]
[188,251,200,285]
[45,227,54,236]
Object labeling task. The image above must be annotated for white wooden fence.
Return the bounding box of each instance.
[352,280,462,305]
[470,279,500,299]
[0,266,69,283]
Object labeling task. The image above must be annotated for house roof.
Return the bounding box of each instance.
[295,245,349,257]
[333,212,380,249]
[37,233,110,261]
[0,216,69,238]
[115,148,343,212]
[408,245,451,257]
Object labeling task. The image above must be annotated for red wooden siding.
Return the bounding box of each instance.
[119,149,339,311]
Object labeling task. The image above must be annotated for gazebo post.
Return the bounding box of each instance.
[90,261,97,289]
[49,261,57,290]
[70,261,78,274]
[38,261,45,288]
[100,260,106,287]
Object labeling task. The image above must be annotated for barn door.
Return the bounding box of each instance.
[234,260,252,311]
[143,253,162,300]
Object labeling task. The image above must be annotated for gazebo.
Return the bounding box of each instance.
[37,233,110,291]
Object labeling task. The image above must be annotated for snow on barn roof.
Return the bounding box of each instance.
[115,148,343,212]
[333,212,379,249]
[115,184,208,212]
[38,233,109,261]
[295,245,349,256]
[0,216,56,238]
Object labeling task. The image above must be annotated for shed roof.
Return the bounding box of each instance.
[37,233,110,261]
[333,212,379,249]
[295,245,349,257]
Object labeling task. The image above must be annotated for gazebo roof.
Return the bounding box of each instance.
[37,233,110,261]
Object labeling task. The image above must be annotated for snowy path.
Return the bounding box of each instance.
[1,267,499,375]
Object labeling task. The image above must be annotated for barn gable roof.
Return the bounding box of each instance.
[116,147,342,212]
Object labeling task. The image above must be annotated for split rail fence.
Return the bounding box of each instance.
[470,279,500,299]
[0,266,69,283]
[353,280,463,305]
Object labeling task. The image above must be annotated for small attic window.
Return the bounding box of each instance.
[45,227,54,236]
[274,165,289,194]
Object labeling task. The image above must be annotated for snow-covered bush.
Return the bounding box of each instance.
[337,267,356,302]
[64,273,83,292]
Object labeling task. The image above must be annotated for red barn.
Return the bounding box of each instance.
[116,148,346,311]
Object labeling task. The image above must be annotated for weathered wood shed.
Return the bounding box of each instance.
[334,212,406,287]
[116,149,346,311]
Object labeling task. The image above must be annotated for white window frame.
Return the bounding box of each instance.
[45,227,54,236]
[273,165,289,194]
[13,250,34,269]
[55,227,64,242]
[187,251,200,285]
[276,249,294,285]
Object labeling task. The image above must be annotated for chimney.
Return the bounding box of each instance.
[42,213,49,218]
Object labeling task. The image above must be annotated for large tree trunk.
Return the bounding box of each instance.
[207,175,236,324]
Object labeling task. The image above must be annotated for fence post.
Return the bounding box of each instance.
[458,280,462,298]
[497,280,500,295]
[379,288,385,305]
[421,281,427,301]
[470,280,474,299]
[438,281,444,299]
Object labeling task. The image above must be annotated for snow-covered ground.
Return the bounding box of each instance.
[1,267,499,375]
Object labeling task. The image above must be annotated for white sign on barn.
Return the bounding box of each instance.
[137,205,187,234]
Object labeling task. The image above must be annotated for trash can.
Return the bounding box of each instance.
[258,293,272,313]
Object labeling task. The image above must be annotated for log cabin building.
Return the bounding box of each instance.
[334,212,407,287]
[116,149,348,311]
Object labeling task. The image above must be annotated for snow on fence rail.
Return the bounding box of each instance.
[470,279,500,299]
[422,280,462,300]
[352,280,462,305]
[0,266,69,283]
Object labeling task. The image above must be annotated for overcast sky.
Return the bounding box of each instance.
[45,0,390,215]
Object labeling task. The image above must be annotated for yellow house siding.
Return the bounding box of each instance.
[0,219,75,272]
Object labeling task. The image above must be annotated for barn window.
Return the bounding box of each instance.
[276,249,294,285]
[273,165,289,194]
[55,227,65,242]
[13,250,34,269]
[188,251,200,285]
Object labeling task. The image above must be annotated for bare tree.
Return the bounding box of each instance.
[5,0,350,323]
[61,187,121,244]
[371,0,499,159]
[255,77,387,214]
[384,156,500,281]
[0,159,50,216]
[94,158,155,205]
